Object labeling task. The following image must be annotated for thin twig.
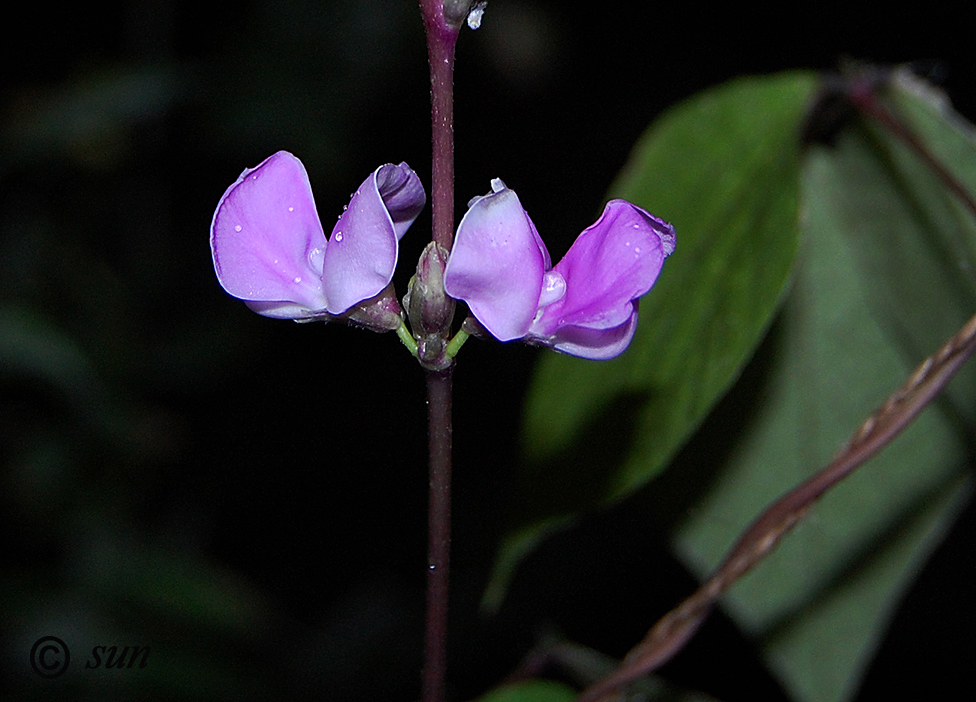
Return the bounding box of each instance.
[849,74,976,221]
[578,309,976,702]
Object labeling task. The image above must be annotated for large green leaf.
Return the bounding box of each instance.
[668,69,976,702]
[485,72,818,608]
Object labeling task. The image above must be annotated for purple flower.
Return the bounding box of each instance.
[444,179,675,360]
[210,151,425,323]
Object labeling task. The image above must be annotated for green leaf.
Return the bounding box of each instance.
[471,680,577,702]
[485,72,818,609]
[469,675,719,702]
[467,643,722,702]
[668,69,976,702]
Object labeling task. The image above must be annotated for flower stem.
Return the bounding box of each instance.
[424,367,453,702]
[420,0,460,253]
[397,320,420,356]
[445,328,470,358]
[418,3,462,701]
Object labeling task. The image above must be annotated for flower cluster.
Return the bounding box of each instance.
[210,151,425,330]
[443,179,675,359]
[210,152,674,360]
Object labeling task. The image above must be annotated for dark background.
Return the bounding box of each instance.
[2,1,973,700]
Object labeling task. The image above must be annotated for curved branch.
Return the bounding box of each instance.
[578,309,976,701]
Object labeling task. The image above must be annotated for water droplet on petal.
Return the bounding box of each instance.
[288,206,294,212]
[294,276,302,284]
[538,270,567,308]
[234,224,242,232]
[308,246,325,269]
[467,2,486,29]
[334,232,343,242]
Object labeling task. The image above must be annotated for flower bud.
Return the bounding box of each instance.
[405,241,455,337]
[443,0,479,28]
[404,241,456,369]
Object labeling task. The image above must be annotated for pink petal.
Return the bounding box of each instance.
[210,151,329,319]
[532,200,674,335]
[547,307,640,360]
[321,163,425,314]
[444,180,550,341]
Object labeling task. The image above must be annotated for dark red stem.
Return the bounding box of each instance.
[419,0,459,253]
[418,3,461,702]
[424,368,454,702]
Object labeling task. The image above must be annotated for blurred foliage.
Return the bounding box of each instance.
[503,69,976,701]
[473,680,577,702]
[486,72,815,609]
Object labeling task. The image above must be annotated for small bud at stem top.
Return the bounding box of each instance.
[442,0,478,28]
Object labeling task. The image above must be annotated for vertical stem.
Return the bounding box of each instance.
[420,0,459,252]
[424,368,453,702]
[429,42,455,253]
[418,3,462,701]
